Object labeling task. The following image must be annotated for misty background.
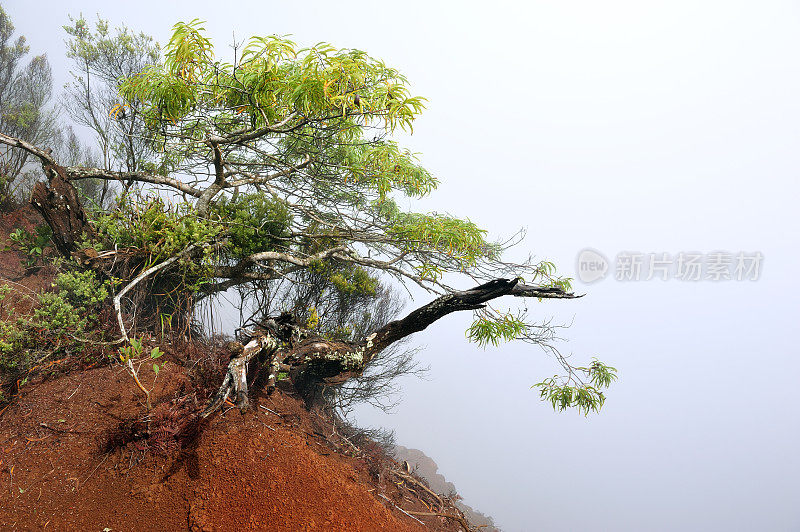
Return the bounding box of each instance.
[4,1,799,530]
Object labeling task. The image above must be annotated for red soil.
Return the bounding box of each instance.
[0,362,458,531]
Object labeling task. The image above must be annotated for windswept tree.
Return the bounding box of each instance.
[0,20,616,416]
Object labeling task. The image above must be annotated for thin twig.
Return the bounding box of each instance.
[39,422,89,435]
[79,453,109,490]
[378,493,425,525]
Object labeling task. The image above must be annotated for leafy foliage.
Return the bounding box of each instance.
[213,193,291,258]
[51,269,110,308]
[534,359,618,415]
[94,193,219,272]
[309,260,379,297]
[467,313,527,347]
[389,211,489,270]
[0,268,110,376]
[117,337,164,375]
[116,337,165,408]
[8,224,51,267]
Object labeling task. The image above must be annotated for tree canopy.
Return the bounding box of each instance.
[0,19,615,416]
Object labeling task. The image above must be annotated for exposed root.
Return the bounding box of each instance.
[201,334,279,418]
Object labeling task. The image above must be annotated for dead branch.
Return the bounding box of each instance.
[391,469,443,509]
[113,243,203,342]
[0,132,57,167]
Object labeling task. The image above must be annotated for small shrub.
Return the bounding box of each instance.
[0,268,111,385]
[8,225,52,267]
[34,291,87,331]
[117,337,166,409]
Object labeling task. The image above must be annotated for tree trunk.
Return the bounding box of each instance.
[202,278,580,418]
[30,164,95,258]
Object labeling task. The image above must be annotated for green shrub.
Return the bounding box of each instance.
[0,268,110,378]
[94,194,220,263]
[52,269,110,308]
[213,193,292,258]
[8,225,52,267]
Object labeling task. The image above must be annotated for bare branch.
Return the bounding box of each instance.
[0,131,57,167]
[64,166,203,197]
[113,243,205,342]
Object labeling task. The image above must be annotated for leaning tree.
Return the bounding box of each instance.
[0,20,615,416]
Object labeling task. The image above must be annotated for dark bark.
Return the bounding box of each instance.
[202,278,580,418]
[366,278,519,356]
[30,164,95,257]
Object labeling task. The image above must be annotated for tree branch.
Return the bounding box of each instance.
[219,112,303,144]
[64,166,203,197]
[226,153,312,188]
[202,278,580,417]
[364,278,579,358]
[0,132,57,167]
[195,140,227,216]
[113,243,205,342]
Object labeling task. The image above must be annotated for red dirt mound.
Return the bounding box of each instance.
[0,205,466,531]
[0,362,461,531]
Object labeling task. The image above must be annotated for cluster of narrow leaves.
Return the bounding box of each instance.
[120,19,426,141]
[534,360,618,416]
[467,312,528,348]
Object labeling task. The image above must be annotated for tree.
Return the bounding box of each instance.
[0,20,616,416]
[0,6,59,208]
[62,15,160,175]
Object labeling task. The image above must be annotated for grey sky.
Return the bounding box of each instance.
[4,1,800,530]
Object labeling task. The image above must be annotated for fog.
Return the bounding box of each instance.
[5,1,800,530]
